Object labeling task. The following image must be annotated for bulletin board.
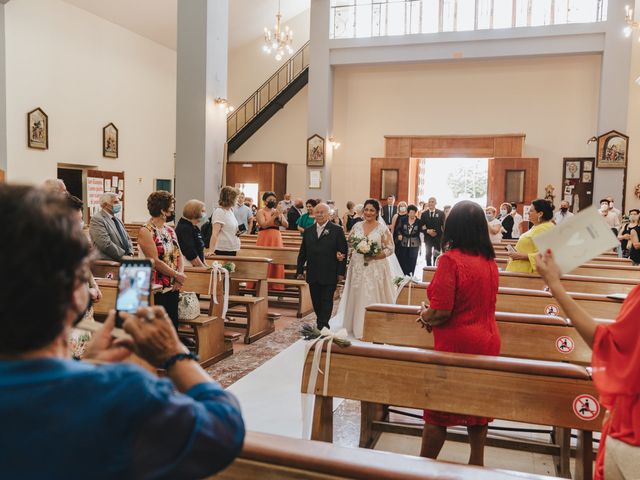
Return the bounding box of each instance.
[87,169,125,222]
[562,158,594,213]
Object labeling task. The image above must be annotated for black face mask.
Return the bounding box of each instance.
[166,212,175,223]
[560,207,568,213]
[266,201,276,209]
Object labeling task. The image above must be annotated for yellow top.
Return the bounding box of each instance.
[505,221,555,273]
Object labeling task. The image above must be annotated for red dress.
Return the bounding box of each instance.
[423,249,500,427]
[591,284,640,479]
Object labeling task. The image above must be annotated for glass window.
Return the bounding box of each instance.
[421,0,440,33]
[493,0,514,28]
[477,0,493,30]
[355,2,373,37]
[530,0,552,26]
[514,0,530,27]
[442,0,456,31]
[456,0,476,31]
[333,5,356,38]
[388,1,407,35]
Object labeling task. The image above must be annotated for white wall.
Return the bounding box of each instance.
[5,0,176,222]
[228,9,310,108]
[625,27,640,212]
[330,55,602,211]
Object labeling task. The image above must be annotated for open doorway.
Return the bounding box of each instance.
[57,167,83,199]
[417,158,488,208]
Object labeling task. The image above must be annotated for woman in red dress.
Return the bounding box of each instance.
[254,191,288,290]
[536,250,640,479]
[417,200,500,466]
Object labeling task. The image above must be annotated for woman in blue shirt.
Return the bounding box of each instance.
[0,185,245,480]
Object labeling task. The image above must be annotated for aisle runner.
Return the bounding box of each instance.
[227,340,343,438]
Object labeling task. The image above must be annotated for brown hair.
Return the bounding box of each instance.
[219,186,239,208]
[147,190,174,217]
[182,199,205,220]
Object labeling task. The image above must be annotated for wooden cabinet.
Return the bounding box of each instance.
[370,157,419,203]
[226,162,287,204]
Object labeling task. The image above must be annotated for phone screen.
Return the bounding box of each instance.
[506,245,516,253]
[116,260,152,327]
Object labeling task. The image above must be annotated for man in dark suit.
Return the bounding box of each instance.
[287,198,304,231]
[420,197,444,266]
[296,203,348,330]
[381,195,397,226]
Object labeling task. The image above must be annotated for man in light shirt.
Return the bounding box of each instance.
[278,193,293,212]
[600,198,621,234]
[233,191,254,234]
[606,196,622,222]
[553,200,574,225]
[510,202,523,239]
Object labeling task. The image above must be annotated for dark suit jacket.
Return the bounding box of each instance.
[381,205,397,225]
[296,222,348,285]
[287,207,302,231]
[420,209,445,239]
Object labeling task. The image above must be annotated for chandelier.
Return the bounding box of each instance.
[262,0,293,61]
[624,5,639,37]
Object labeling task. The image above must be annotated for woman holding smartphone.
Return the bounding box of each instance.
[138,190,185,329]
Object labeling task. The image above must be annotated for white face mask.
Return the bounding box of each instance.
[500,209,507,216]
[399,207,407,214]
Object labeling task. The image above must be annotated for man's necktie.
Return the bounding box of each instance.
[113,217,132,255]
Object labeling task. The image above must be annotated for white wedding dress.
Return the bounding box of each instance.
[330,219,403,339]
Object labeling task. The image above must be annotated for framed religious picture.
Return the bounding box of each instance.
[596,130,628,168]
[27,108,48,149]
[306,134,325,167]
[565,161,580,179]
[103,123,119,158]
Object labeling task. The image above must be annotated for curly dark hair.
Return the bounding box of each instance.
[147,190,174,217]
[363,199,381,216]
[0,185,90,354]
[262,191,276,202]
[531,198,554,221]
[441,200,495,259]
[305,198,318,208]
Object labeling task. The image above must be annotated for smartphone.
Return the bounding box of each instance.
[237,223,247,235]
[115,259,152,328]
[506,244,517,254]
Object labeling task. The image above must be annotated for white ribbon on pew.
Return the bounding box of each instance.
[208,263,229,318]
[396,275,413,304]
[301,327,349,439]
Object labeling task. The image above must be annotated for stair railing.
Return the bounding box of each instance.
[227,41,310,141]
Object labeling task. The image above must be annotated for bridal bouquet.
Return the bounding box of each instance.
[349,236,382,266]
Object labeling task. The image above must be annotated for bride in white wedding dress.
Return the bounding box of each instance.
[330,199,403,339]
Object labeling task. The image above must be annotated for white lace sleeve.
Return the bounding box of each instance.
[381,226,394,257]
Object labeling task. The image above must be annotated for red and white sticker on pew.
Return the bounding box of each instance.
[544,304,560,316]
[556,336,575,354]
[573,394,600,421]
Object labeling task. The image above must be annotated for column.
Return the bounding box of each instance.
[0,1,7,176]
[593,0,633,208]
[175,0,228,213]
[306,0,333,201]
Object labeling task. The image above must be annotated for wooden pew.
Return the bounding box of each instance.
[422,267,637,295]
[402,280,623,319]
[91,260,120,279]
[494,258,639,279]
[238,246,313,318]
[204,256,275,343]
[214,431,553,480]
[302,342,601,480]
[362,304,607,364]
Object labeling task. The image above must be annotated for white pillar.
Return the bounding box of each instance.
[175,0,228,213]
[0,1,8,175]
[593,0,632,209]
[307,0,333,201]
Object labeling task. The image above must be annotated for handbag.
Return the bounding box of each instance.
[178,292,200,320]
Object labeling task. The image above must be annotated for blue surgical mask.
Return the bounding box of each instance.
[112,203,122,214]
[486,214,494,221]
[500,209,507,216]
[201,212,207,222]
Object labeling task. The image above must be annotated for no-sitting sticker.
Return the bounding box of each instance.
[573,394,600,421]
[556,336,575,354]
[545,304,560,316]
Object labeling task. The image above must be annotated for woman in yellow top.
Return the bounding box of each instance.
[505,199,555,273]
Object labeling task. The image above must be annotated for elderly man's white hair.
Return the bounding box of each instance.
[99,192,118,207]
[314,202,330,213]
[354,203,364,213]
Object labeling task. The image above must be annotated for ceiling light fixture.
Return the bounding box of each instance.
[262,0,293,61]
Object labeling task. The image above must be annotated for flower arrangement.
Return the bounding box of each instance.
[348,235,382,266]
[301,324,351,347]
[221,261,236,273]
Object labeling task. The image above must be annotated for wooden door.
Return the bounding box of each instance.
[487,158,538,210]
[369,157,418,203]
[0,169,4,183]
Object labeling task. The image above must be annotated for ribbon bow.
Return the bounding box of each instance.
[301,327,349,438]
[395,275,414,304]
[208,262,229,318]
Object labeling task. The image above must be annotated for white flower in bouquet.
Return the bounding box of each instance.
[356,240,370,254]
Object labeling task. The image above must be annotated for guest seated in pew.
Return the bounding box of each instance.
[505,198,554,273]
[0,185,245,479]
[89,192,134,261]
[297,198,317,234]
[417,200,500,466]
[138,191,185,329]
[176,199,208,267]
[206,186,241,257]
[536,250,640,479]
[256,191,288,290]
